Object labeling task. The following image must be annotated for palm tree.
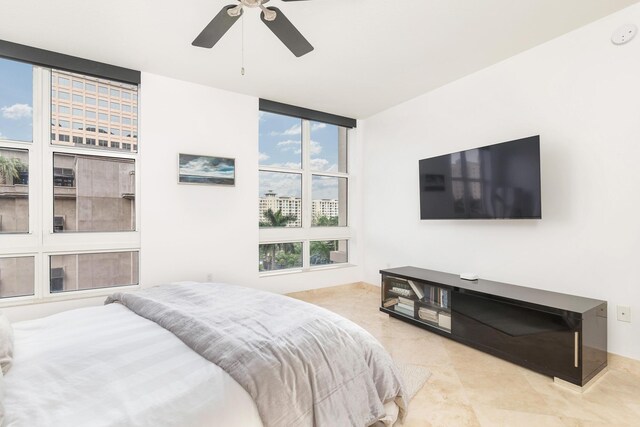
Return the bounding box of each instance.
[260,208,297,228]
[259,208,298,270]
[0,156,25,185]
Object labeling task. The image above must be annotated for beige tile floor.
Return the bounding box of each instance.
[288,283,640,427]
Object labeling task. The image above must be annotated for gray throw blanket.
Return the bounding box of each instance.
[105,283,407,427]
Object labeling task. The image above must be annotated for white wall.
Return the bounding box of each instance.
[139,73,363,294]
[362,4,640,360]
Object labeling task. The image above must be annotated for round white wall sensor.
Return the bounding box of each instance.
[612,23,638,45]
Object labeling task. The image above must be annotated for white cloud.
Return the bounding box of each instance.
[258,152,270,161]
[311,122,327,131]
[271,124,301,137]
[1,103,32,120]
[276,139,301,153]
[309,140,322,155]
[259,171,301,198]
[310,158,329,170]
[180,157,233,178]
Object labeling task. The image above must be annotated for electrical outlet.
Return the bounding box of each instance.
[617,305,631,323]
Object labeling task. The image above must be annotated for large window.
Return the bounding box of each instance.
[0,55,140,305]
[258,110,351,272]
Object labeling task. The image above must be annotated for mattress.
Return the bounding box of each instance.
[2,303,263,427]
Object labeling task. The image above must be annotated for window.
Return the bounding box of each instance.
[122,143,131,150]
[0,256,35,298]
[0,148,29,233]
[110,141,120,149]
[98,99,108,109]
[53,154,135,232]
[0,57,140,306]
[0,58,33,143]
[50,251,138,293]
[111,102,120,110]
[259,242,303,272]
[258,110,351,272]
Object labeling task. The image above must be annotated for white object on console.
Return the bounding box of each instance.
[460,272,479,281]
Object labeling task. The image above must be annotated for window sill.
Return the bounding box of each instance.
[0,283,140,309]
[259,263,356,278]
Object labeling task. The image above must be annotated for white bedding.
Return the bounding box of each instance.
[3,303,263,427]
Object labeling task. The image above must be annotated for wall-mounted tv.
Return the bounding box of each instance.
[419,136,541,219]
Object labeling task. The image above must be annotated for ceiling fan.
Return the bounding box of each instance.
[192,0,314,57]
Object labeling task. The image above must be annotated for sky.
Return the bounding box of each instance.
[0,58,33,142]
[259,111,343,200]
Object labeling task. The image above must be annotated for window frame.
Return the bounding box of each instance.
[258,117,353,275]
[0,63,141,307]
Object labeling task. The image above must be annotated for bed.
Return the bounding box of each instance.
[1,282,406,427]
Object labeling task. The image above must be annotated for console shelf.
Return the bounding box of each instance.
[380,266,607,387]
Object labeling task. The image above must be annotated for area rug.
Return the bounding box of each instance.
[396,362,431,400]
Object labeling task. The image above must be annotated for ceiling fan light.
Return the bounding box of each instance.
[227,5,243,17]
[261,7,277,21]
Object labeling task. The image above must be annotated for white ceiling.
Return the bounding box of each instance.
[1,0,638,118]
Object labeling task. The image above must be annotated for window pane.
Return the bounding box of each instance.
[50,251,139,293]
[310,240,348,266]
[53,154,135,232]
[0,58,33,142]
[310,121,347,173]
[311,175,347,226]
[51,70,138,152]
[259,171,302,227]
[0,148,29,233]
[0,256,34,298]
[259,242,302,272]
[258,112,302,169]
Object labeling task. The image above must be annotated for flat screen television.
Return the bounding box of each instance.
[419,135,541,219]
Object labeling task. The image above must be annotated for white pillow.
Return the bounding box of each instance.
[0,313,13,375]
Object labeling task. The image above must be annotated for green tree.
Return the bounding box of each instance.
[313,215,338,226]
[260,208,297,228]
[310,240,337,265]
[0,156,25,185]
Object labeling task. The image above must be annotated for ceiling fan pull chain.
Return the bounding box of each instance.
[241,13,245,76]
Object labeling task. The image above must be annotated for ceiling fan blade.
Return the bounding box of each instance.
[260,7,314,57]
[192,5,242,49]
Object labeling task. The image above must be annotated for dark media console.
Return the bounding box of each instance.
[380,266,607,387]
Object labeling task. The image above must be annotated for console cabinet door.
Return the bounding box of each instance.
[452,289,581,383]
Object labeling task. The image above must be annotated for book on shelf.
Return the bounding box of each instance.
[395,305,414,317]
[383,297,399,308]
[440,289,449,307]
[398,296,415,307]
[418,306,438,323]
[389,286,412,297]
[438,312,452,329]
[397,302,414,313]
[407,280,424,299]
